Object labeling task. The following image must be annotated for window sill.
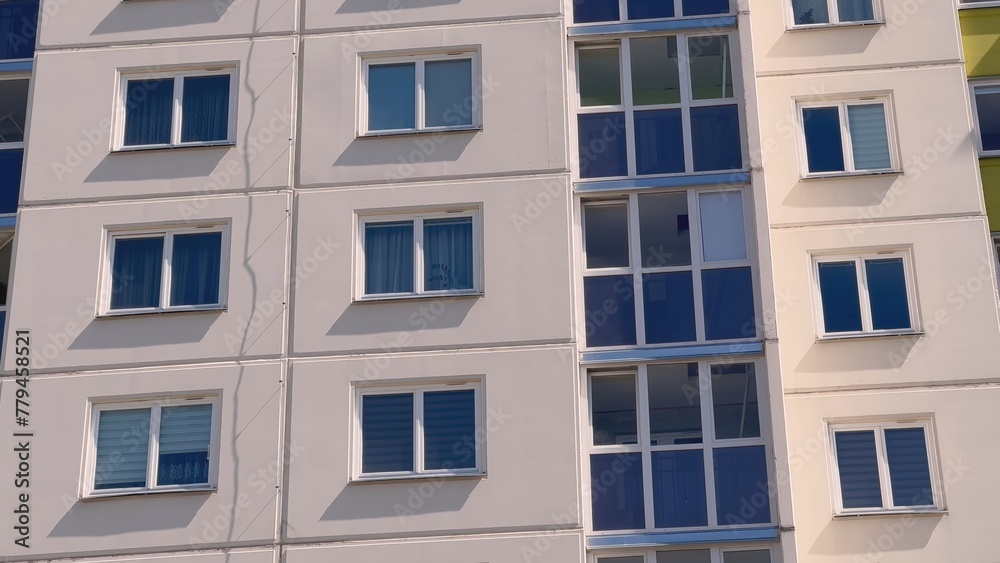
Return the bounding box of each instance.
[82,485,216,500]
[958,1,1000,9]
[358,126,482,139]
[816,331,923,342]
[834,509,946,518]
[354,291,483,304]
[350,471,486,484]
[787,20,884,31]
[801,170,900,181]
[97,306,227,319]
[112,141,236,153]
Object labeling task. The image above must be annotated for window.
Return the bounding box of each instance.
[588,362,770,533]
[358,209,481,299]
[972,83,1000,156]
[789,0,879,26]
[798,99,894,176]
[812,251,916,338]
[0,0,38,61]
[362,52,480,135]
[0,76,28,214]
[582,189,755,348]
[573,0,732,25]
[354,381,483,479]
[829,421,940,514]
[593,548,773,563]
[103,226,228,314]
[576,34,743,179]
[86,396,219,496]
[116,68,236,150]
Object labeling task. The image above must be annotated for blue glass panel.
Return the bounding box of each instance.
[818,261,862,333]
[425,59,473,128]
[124,79,174,147]
[0,0,39,60]
[593,374,638,446]
[690,105,741,172]
[0,149,22,214]
[579,112,628,179]
[95,409,150,490]
[714,446,770,525]
[839,0,874,22]
[682,0,731,16]
[652,450,708,528]
[591,453,645,531]
[170,232,222,307]
[574,0,620,23]
[702,267,755,340]
[362,394,414,473]
[181,75,231,143]
[424,218,474,291]
[365,221,414,295]
[976,90,1000,152]
[885,428,934,507]
[792,0,830,24]
[865,258,910,331]
[157,404,212,486]
[644,271,696,344]
[424,390,477,470]
[368,63,416,131]
[111,237,164,310]
[584,275,637,347]
[635,109,685,175]
[711,363,760,440]
[802,107,845,173]
[835,430,883,509]
[628,0,674,20]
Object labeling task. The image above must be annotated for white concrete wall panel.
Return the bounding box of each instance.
[302,0,563,34]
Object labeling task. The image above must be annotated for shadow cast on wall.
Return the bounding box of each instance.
[93,0,234,35]
[767,24,881,59]
[321,478,479,521]
[327,298,475,337]
[336,0,461,15]
[70,313,219,350]
[49,493,210,538]
[333,132,474,169]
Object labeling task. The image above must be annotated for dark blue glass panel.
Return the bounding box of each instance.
[0,0,39,60]
[579,113,628,179]
[181,75,231,143]
[885,428,934,507]
[424,390,477,470]
[652,450,707,528]
[635,109,685,175]
[424,218,474,291]
[0,79,28,144]
[574,0,620,23]
[368,63,416,131]
[690,105,741,172]
[714,446,770,525]
[425,59,474,128]
[365,222,414,295]
[682,0,731,16]
[803,107,845,173]
[111,237,164,310]
[865,258,910,331]
[362,394,414,473]
[644,271,696,344]
[628,0,674,20]
[835,430,883,509]
[591,453,645,531]
[702,267,755,340]
[0,149,23,214]
[592,375,638,446]
[584,275,637,347]
[124,79,174,147]
[818,261,862,333]
[839,0,875,22]
[170,232,222,307]
[976,90,1000,152]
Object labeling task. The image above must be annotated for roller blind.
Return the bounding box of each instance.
[157,404,212,486]
[834,430,883,509]
[885,428,934,507]
[94,408,150,490]
[847,104,891,170]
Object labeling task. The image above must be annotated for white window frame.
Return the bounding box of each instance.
[827,419,943,516]
[957,0,1000,9]
[573,0,735,24]
[100,224,230,316]
[83,395,221,498]
[796,97,897,178]
[0,73,29,151]
[811,250,919,339]
[355,207,483,301]
[579,187,758,349]
[359,50,481,137]
[589,546,775,563]
[585,360,772,534]
[574,31,746,181]
[352,379,485,482]
[113,67,238,151]
[970,81,1000,157]
[786,0,883,28]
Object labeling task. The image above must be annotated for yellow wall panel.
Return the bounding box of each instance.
[961,7,1000,78]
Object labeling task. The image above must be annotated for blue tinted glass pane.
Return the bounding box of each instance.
[592,375,638,446]
[111,237,164,310]
[865,258,910,331]
[95,409,150,490]
[714,446,770,525]
[803,107,845,173]
[157,404,212,486]
[425,59,473,128]
[574,0,620,23]
[365,222,414,295]
[635,109,685,175]
[362,394,414,473]
[181,75,231,143]
[702,267,755,340]
[585,204,631,269]
[885,428,934,507]
[682,0,731,16]
[124,79,174,146]
[644,272,696,344]
[170,232,222,306]
[839,0,874,22]
[652,450,708,528]
[792,0,830,24]
[424,218,474,291]
[0,0,39,60]
[691,105,741,172]
[976,90,1000,152]
[628,0,674,19]
[591,453,645,531]
[584,275,637,347]
[424,390,477,470]
[579,113,628,178]
[0,149,22,214]
[835,430,883,509]
[818,262,862,333]
[368,63,416,131]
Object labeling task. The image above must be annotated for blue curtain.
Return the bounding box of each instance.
[424,218,473,291]
[425,60,473,128]
[0,0,39,61]
[181,75,230,143]
[835,430,883,509]
[362,394,414,473]
[95,409,150,490]
[170,232,222,307]
[423,390,476,470]
[111,237,164,310]
[365,222,414,294]
[368,63,416,131]
[157,404,212,486]
[123,79,174,147]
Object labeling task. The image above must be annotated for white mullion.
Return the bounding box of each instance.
[621,40,638,178]
[828,0,839,24]
[701,361,719,526]
[839,102,855,172]
[619,0,627,20]
[856,257,874,333]
[675,0,684,17]
[474,385,484,472]
[689,190,707,342]
[160,234,173,309]
[148,405,161,490]
[414,218,425,293]
[678,34,696,174]
[629,194,646,345]
[172,76,184,145]
[637,366,655,531]
[874,426,894,510]
[416,60,425,131]
[414,391,425,473]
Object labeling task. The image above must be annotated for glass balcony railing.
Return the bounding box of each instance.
[0,0,39,61]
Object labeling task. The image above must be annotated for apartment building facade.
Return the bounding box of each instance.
[1,0,998,562]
